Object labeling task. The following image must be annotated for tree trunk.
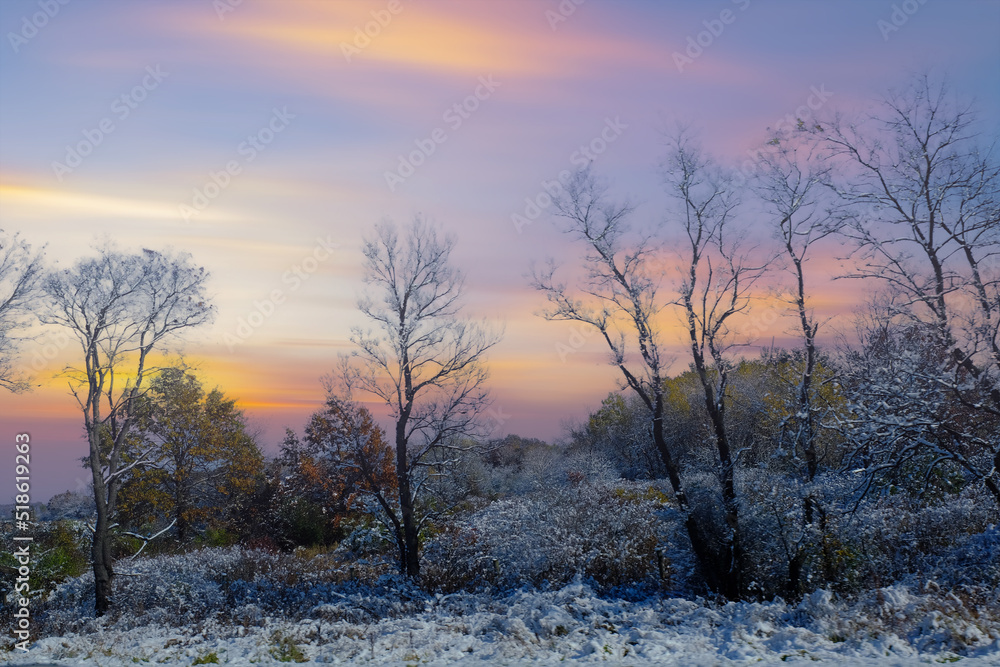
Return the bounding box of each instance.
[175,476,189,544]
[91,503,113,616]
[395,420,420,579]
[786,496,818,600]
[694,358,745,599]
[787,548,806,600]
[176,501,188,543]
[89,430,113,616]
[984,447,1000,512]
[707,401,745,600]
[651,388,742,599]
[793,259,818,482]
[790,257,819,598]
[684,515,739,598]
[650,398,684,504]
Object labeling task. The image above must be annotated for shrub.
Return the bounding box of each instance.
[0,520,88,603]
[421,480,673,594]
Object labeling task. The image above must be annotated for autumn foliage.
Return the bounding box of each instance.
[277,396,397,541]
[117,367,263,543]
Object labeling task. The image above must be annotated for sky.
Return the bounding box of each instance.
[1,0,998,502]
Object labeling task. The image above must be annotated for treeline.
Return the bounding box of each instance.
[0,72,997,615]
[525,72,999,599]
[12,330,997,607]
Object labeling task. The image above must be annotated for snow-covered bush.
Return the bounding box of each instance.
[734,465,998,600]
[421,480,674,595]
[334,515,395,559]
[0,520,88,605]
[31,545,431,637]
[21,575,1000,664]
[839,486,999,591]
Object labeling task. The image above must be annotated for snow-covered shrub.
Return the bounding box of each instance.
[0,519,88,604]
[421,480,674,594]
[840,485,998,590]
[737,467,808,596]
[734,465,998,600]
[40,549,230,633]
[19,578,1000,664]
[735,469,862,598]
[18,542,1000,663]
[332,516,395,559]
[32,545,432,637]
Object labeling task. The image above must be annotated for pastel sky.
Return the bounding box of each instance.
[2,0,998,501]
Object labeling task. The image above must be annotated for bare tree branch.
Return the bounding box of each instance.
[338,217,501,578]
[0,229,46,393]
[40,242,213,615]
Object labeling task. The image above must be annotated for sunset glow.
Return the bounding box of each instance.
[2,0,998,501]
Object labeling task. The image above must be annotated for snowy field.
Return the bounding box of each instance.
[3,547,999,666]
[5,588,1000,665]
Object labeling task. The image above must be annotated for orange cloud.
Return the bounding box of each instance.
[0,182,187,222]
[151,0,668,97]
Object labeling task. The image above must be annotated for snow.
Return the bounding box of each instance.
[4,560,1000,665]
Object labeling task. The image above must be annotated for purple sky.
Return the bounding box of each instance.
[2,0,998,501]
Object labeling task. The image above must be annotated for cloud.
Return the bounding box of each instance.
[124,0,670,111]
[0,181,188,222]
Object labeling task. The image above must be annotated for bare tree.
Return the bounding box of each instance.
[824,73,1000,410]
[753,133,838,479]
[339,218,500,578]
[41,244,213,615]
[0,229,45,392]
[532,156,766,598]
[662,131,770,598]
[822,74,1000,507]
[531,169,683,498]
[751,130,841,595]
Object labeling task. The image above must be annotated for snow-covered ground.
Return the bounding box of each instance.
[5,576,1000,665]
[4,545,999,665]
